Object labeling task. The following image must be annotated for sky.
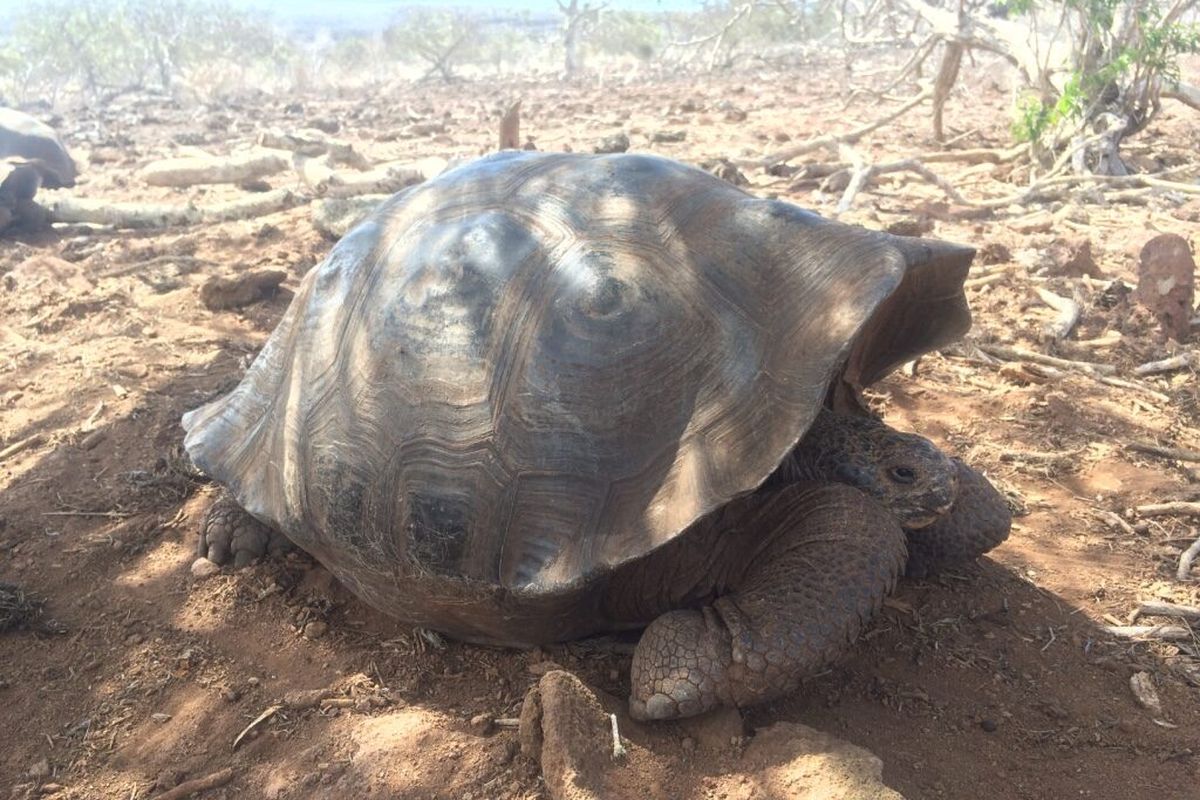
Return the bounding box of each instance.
[232,0,704,12]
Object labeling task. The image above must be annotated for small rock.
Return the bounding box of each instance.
[303,620,328,640]
[155,770,182,790]
[593,132,630,154]
[680,736,696,755]
[977,242,1012,264]
[78,430,107,451]
[469,713,494,736]
[199,269,286,312]
[885,218,934,237]
[190,557,220,578]
[699,157,748,187]
[980,718,998,733]
[220,685,241,702]
[650,130,687,144]
[526,659,564,676]
[151,712,171,723]
[1129,671,1164,716]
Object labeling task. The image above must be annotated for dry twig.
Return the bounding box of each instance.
[232,705,280,751]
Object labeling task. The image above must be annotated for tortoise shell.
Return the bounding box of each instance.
[0,107,77,191]
[183,152,971,624]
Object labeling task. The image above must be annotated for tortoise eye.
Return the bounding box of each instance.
[889,466,917,485]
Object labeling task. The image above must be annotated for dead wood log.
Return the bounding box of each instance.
[1103,624,1194,641]
[1135,601,1200,623]
[1137,502,1200,518]
[259,128,371,169]
[1161,81,1200,112]
[140,149,289,187]
[1034,286,1082,341]
[321,163,424,199]
[1126,441,1200,463]
[1133,351,1198,376]
[47,189,297,229]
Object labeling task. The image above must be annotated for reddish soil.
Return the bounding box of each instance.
[2,55,1199,799]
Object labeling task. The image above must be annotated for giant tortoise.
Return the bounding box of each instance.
[183,151,1009,720]
[0,107,76,231]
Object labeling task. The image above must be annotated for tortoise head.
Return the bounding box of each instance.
[796,410,958,529]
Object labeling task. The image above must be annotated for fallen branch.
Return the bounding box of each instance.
[321,163,424,199]
[1092,508,1135,535]
[1135,600,1200,623]
[140,149,289,187]
[609,713,627,760]
[150,767,235,800]
[0,433,44,462]
[762,88,933,167]
[977,344,1116,376]
[1134,351,1198,376]
[259,128,371,169]
[1126,441,1200,463]
[835,153,969,212]
[47,189,298,229]
[1103,624,1194,641]
[1136,502,1200,518]
[1161,80,1200,112]
[1034,286,1081,341]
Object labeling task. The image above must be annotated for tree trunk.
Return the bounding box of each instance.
[931,41,963,143]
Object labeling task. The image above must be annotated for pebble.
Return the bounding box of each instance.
[151,712,171,723]
[190,557,220,578]
[303,620,328,640]
[220,685,240,702]
[469,713,494,736]
[980,718,998,733]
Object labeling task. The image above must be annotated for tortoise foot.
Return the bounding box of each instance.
[200,491,293,567]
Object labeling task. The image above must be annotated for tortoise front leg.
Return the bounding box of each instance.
[627,483,906,721]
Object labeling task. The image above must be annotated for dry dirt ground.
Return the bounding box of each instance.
[2,54,1200,800]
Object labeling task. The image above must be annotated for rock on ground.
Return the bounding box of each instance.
[1135,232,1195,342]
[520,670,904,800]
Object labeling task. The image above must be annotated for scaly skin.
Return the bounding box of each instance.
[628,482,906,720]
[199,491,292,567]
